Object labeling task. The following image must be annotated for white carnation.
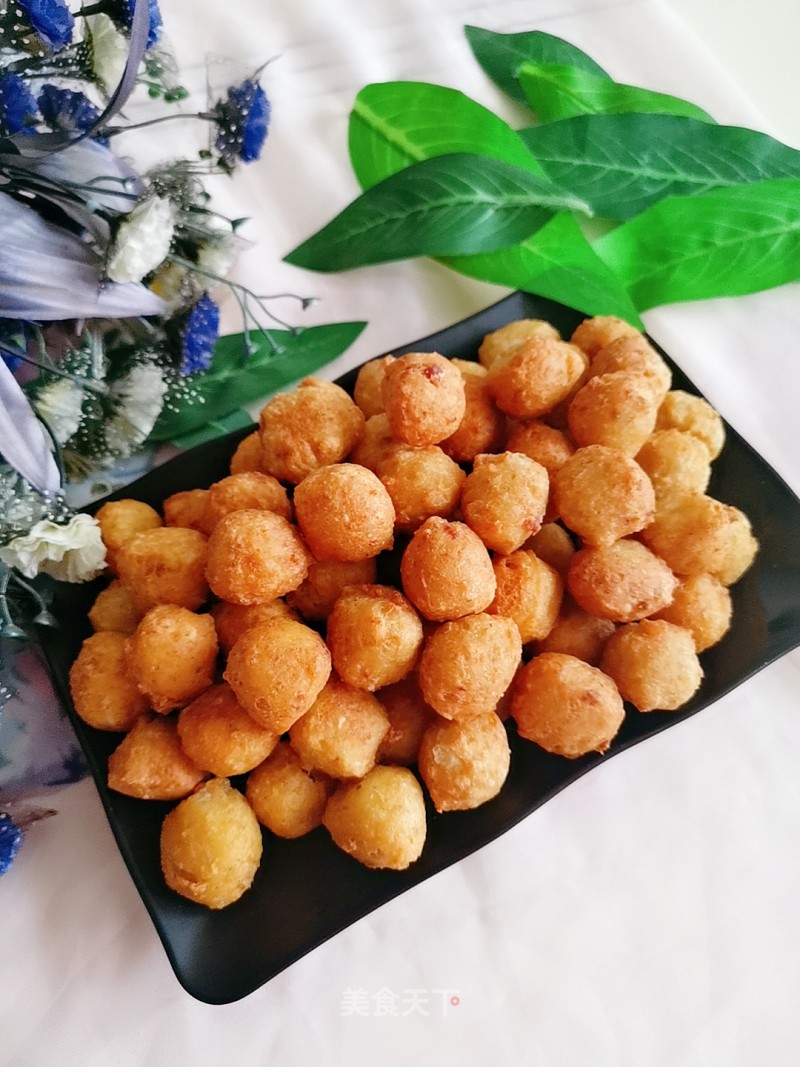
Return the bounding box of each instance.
[86,14,129,95]
[31,378,85,446]
[0,514,106,582]
[104,363,168,455]
[106,196,176,284]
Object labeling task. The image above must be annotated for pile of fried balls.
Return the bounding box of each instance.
[68,315,758,909]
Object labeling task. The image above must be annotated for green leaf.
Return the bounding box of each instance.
[284,153,591,272]
[518,62,714,124]
[464,26,608,105]
[349,80,544,188]
[441,213,643,326]
[168,409,253,451]
[150,322,367,441]
[595,177,800,310]
[520,114,800,221]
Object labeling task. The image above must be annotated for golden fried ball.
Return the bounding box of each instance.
[635,429,712,501]
[293,463,395,562]
[258,377,365,484]
[440,373,506,462]
[108,716,206,800]
[641,493,758,585]
[160,777,263,909]
[286,557,377,620]
[511,652,625,757]
[381,351,466,446]
[400,517,496,621]
[289,676,389,779]
[210,598,299,653]
[246,742,330,838]
[326,584,424,691]
[478,318,561,370]
[376,675,437,765]
[378,445,465,532]
[588,334,671,398]
[224,617,331,734]
[347,413,402,473]
[200,471,291,533]
[205,509,311,605]
[570,315,642,358]
[567,372,660,455]
[656,390,725,459]
[418,613,521,720]
[653,572,732,652]
[95,499,163,574]
[451,358,488,379]
[553,445,655,547]
[177,683,279,777]
[461,452,549,555]
[162,488,209,532]
[567,539,678,623]
[487,549,563,643]
[88,579,142,635]
[506,419,575,475]
[487,337,587,420]
[418,712,510,812]
[538,605,616,665]
[69,631,148,731]
[323,765,426,870]
[116,526,209,613]
[128,605,218,714]
[353,354,395,417]
[600,619,703,712]
[523,523,576,576]
[229,431,264,475]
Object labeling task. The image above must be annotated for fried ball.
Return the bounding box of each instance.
[487,550,563,643]
[553,445,655,547]
[538,605,616,665]
[177,683,279,777]
[246,742,330,838]
[656,390,725,458]
[570,315,642,358]
[641,493,758,585]
[478,318,561,370]
[95,499,163,574]
[69,631,148,731]
[400,517,496,621]
[108,716,206,800]
[524,523,576,576]
[600,619,703,712]
[451,358,488,379]
[160,777,263,909]
[567,539,678,623]
[88,579,142,635]
[293,463,395,562]
[258,377,365,484]
[224,617,331,734]
[376,675,437,765]
[162,488,209,532]
[353,354,395,417]
[116,526,209,613]
[588,334,671,398]
[347,413,403,473]
[327,584,424,691]
[200,471,291,533]
[378,445,465,532]
[635,429,712,501]
[323,765,426,870]
[460,452,549,555]
[418,613,521,720]
[652,572,732,652]
[418,712,510,812]
[289,676,389,779]
[210,598,299,653]
[229,431,264,475]
[507,420,575,475]
[440,373,506,462]
[128,605,218,714]
[487,337,587,420]
[511,652,625,758]
[382,351,466,446]
[286,558,377,620]
[567,372,660,455]
[205,509,311,605]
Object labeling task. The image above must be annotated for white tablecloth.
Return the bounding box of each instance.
[4,2,800,1064]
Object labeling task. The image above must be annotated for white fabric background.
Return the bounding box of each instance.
[4,2,800,1064]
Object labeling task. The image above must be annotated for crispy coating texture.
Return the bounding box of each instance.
[538,605,616,665]
[523,523,576,576]
[210,598,298,653]
[487,337,587,420]
[200,471,291,533]
[289,676,389,779]
[478,318,561,370]
[376,675,437,766]
[108,716,206,800]
[511,652,625,758]
[347,413,402,473]
[246,742,330,838]
[378,445,465,532]
[160,777,263,909]
[588,334,671,399]
[116,526,209,613]
[382,352,466,446]
[568,371,660,455]
[553,445,655,547]
[440,373,506,462]
[461,452,549,555]
[418,612,521,720]
[400,517,496,621]
[656,390,725,458]
[128,605,218,714]
[418,712,510,812]
[635,429,712,501]
[293,463,395,562]
[507,419,575,474]
[286,558,377,620]
[95,499,162,574]
[323,765,426,870]
[570,315,642,359]
[205,509,311,605]
[162,488,210,532]
[259,377,365,484]
[228,431,265,475]
[223,617,331,734]
[69,631,149,731]
[487,549,563,644]
[177,683,279,777]
[88,579,142,635]
[600,619,703,712]
[653,572,732,652]
[327,584,423,691]
[353,355,395,417]
[567,539,678,623]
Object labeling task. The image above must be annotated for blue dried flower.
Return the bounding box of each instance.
[0,74,40,136]
[19,0,74,51]
[0,813,23,876]
[39,85,102,140]
[214,80,270,165]
[0,320,28,372]
[121,0,162,49]
[180,294,220,375]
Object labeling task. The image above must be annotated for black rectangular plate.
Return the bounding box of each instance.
[39,291,800,1004]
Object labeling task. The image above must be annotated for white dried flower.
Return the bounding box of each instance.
[31,378,85,446]
[86,14,129,95]
[0,514,106,582]
[104,363,168,456]
[106,196,176,284]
